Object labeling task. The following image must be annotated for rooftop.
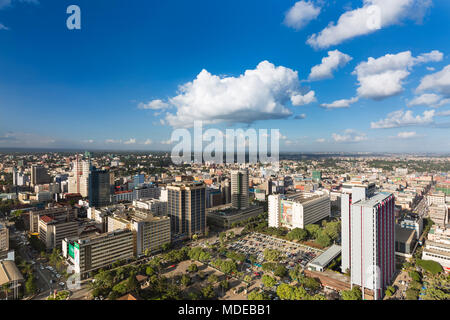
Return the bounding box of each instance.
[353,192,392,208]
[0,261,24,286]
[308,244,341,268]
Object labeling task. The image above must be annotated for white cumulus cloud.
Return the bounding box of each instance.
[416,65,450,96]
[320,97,359,109]
[353,50,442,100]
[408,93,450,108]
[308,50,352,81]
[371,109,435,128]
[138,99,169,110]
[284,1,321,30]
[306,0,432,49]
[291,90,316,106]
[163,61,310,127]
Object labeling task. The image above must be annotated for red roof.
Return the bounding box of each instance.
[114,190,133,195]
[40,215,54,223]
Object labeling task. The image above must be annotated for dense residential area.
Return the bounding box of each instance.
[0,152,448,301]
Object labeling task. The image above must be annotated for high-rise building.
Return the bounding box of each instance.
[345,192,395,300]
[0,223,9,254]
[231,169,249,210]
[31,165,51,186]
[341,181,376,274]
[133,174,145,188]
[88,167,111,208]
[167,182,206,240]
[68,157,91,197]
[312,170,322,183]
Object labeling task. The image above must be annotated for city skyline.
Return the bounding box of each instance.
[1,0,450,152]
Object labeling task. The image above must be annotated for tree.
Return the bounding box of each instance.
[316,231,332,248]
[263,248,281,262]
[409,270,422,282]
[305,224,320,239]
[207,274,218,284]
[324,221,340,240]
[406,288,419,300]
[181,274,191,287]
[273,264,287,278]
[287,228,308,242]
[187,263,198,273]
[341,286,362,300]
[302,277,320,291]
[146,266,155,276]
[219,280,229,291]
[248,290,269,300]
[385,286,395,297]
[219,232,227,244]
[201,284,216,299]
[126,272,139,292]
[262,275,276,288]
[161,242,171,252]
[25,275,37,296]
[276,283,295,300]
[2,283,11,299]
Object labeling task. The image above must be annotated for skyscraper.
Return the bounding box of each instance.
[167,182,206,240]
[31,165,51,186]
[88,167,111,208]
[344,191,395,300]
[68,157,91,197]
[341,181,376,273]
[231,169,249,210]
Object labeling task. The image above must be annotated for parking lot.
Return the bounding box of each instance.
[227,232,323,271]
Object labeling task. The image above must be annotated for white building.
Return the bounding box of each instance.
[341,181,376,274]
[68,158,91,197]
[268,191,330,230]
[348,192,395,300]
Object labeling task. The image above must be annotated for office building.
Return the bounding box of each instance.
[133,174,145,187]
[62,229,134,279]
[132,199,167,216]
[427,192,446,206]
[0,223,9,254]
[88,167,111,207]
[341,181,376,274]
[347,192,395,300]
[428,204,448,226]
[231,170,249,210]
[68,158,91,197]
[167,182,206,240]
[31,165,51,186]
[38,215,78,250]
[29,207,78,233]
[268,191,330,229]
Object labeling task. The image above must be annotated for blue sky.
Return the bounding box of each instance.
[0,0,449,152]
